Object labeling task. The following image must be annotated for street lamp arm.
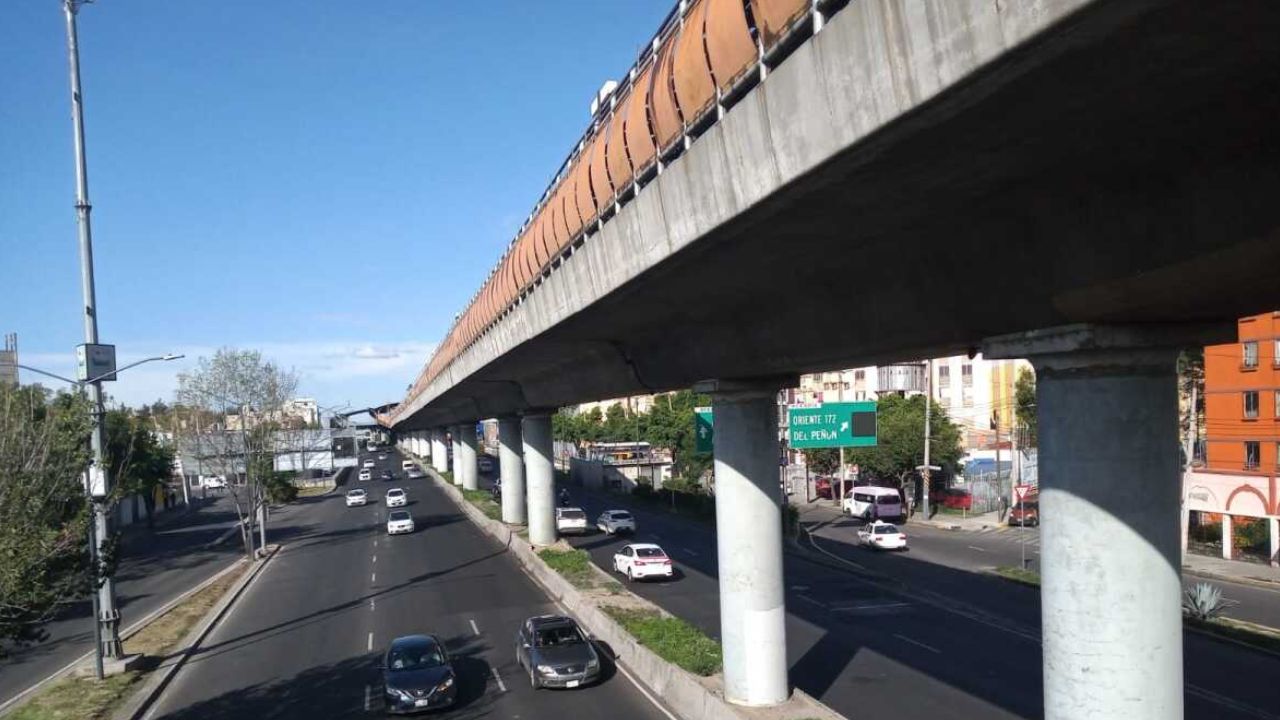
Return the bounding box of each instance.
[86,354,184,385]
[15,364,80,386]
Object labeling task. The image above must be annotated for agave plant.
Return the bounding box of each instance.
[1182,582,1238,621]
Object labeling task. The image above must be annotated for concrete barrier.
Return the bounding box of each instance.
[418,461,843,720]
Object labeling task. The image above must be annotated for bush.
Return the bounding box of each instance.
[263,471,298,503]
[1183,582,1237,621]
[602,606,721,676]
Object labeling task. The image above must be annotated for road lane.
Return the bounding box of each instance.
[149,451,672,720]
[561,482,1280,720]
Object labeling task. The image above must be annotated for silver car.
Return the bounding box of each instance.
[596,510,636,535]
[514,615,600,690]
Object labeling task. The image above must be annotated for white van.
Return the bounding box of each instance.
[843,486,903,521]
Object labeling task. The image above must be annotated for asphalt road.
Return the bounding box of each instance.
[147,450,673,720]
[873,516,1280,631]
[0,492,253,710]
[552,482,1280,720]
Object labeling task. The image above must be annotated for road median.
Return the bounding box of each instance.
[412,456,843,720]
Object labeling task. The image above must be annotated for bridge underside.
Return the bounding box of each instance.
[398,0,1280,430]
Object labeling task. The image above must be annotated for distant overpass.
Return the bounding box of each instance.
[386,0,1280,717]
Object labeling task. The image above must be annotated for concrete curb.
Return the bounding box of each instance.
[111,545,281,720]
[1184,567,1280,592]
[0,555,245,719]
[422,465,843,720]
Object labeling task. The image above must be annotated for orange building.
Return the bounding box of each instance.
[1184,312,1280,566]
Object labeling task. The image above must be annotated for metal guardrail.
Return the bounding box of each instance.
[389,0,839,425]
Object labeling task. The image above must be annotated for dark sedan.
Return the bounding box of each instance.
[514,615,600,689]
[382,634,456,714]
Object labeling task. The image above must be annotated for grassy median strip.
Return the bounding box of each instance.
[460,488,503,521]
[993,565,1041,586]
[295,482,335,497]
[537,548,596,590]
[602,606,722,676]
[1185,616,1280,655]
[9,562,248,720]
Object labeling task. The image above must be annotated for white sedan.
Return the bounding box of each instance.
[385,488,407,508]
[857,521,908,551]
[596,510,636,535]
[386,510,415,535]
[345,489,368,507]
[358,469,372,481]
[555,507,589,535]
[612,543,673,581]
[363,459,376,469]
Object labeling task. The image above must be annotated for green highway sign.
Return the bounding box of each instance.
[694,406,714,453]
[788,401,877,449]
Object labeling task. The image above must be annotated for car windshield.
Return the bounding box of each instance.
[348,490,364,496]
[387,642,444,671]
[388,511,411,521]
[874,524,900,534]
[388,490,403,496]
[534,624,584,647]
[635,547,666,558]
[560,510,586,521]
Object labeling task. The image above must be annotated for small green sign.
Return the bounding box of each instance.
[788,402,877,449]
[694,406,714,453]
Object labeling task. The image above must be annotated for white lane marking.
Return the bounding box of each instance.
[894,633,942,654]
[683,548,698,557]
[371,572,377,584]
[370,598,375,612]
[373,555,377,563]
[791,585,810,591]
[491,667,507,692]
[967,545,987,552]
[830,601,909,612]
[367,632,374,652]
[374,539,378,547]
[364,684,372,711]
[469,619,480,636]
[794,594,825,608]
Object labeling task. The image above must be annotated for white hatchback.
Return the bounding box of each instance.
[345,489,368,507]
[385,488,407,508]
[555,507,589,535]
[612,543,673,581]
[596,510,636,535]
[363,459,376,469]
[386,510,415,535]
[358,469,372,481]
[857,521,907,550]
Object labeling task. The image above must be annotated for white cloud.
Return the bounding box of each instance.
[17,340,435,410]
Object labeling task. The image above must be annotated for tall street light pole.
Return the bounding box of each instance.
[62,0,122,673]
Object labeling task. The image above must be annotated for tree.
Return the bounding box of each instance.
[603,403,629,442]
[803,448,840,475]
[104,409,177,530]
[642,391,712,483]
[176,348,298,560]
[1178,348,1204,462]
[845,393,964,485]
[1014,367,1037,447]
[0,384,95,653]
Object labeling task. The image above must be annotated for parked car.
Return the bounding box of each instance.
[386,510,415,535]
[202,476,227,490]
[363,459,376,469]
[382,634,456,714]
[345,489,368,507]
[857,521,908,550]
[386,488,407,508]
[514,615,600,690]
[1009,488,1039,526]
[477,455,495,474]
[358,469,372,481]
[612,543,673,581]
[596,510,636,535]
[941,488,973,511]
[842,487,903,521]
[555,507,589,535]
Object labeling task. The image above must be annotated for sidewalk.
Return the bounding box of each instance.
[1185,553,1280,588]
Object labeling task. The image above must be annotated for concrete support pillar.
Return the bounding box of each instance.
[522,412,556,546]
[1222,514,1233,560]
[699,380,789,707]
[432,430,448,473]
[985,325,1210,720]
[1269,518,1279,568]
[458,422,479,491]
[499,417,526,525]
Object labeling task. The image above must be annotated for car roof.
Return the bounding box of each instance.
[605,509,631,514]
[388,634,438,651]
[347,488,365,494]
[854,486,902,496]
[528,614,576,629]
[626,543,663,551]
[557,506,585,512]
[388,510,411,519]
[386,488,404,493]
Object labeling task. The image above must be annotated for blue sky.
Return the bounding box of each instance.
[1,0,670,411]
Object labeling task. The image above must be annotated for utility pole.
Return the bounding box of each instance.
[921,359,932,520]
[63,0,121,676]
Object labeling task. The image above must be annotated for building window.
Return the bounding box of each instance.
[1242,341,1258,369]
[1275,339,1280,367]
[961,363,973,387]
[855,391,867,401]
[1276,389,1280,418]
[1244,391,1259,419]
[938,366,951,388]
[854,370,865,381]
[1245,441,1260,470]
[962,387,974,408]
[1276,442,1280,470]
